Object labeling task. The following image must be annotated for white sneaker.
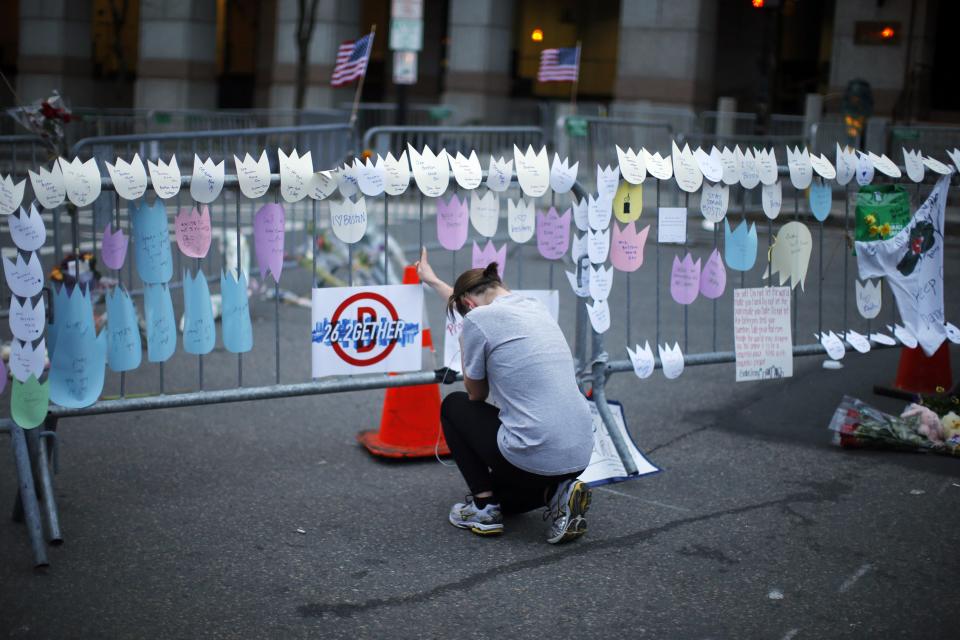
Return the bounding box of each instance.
[449,497,504,536]
[545,480,591,544]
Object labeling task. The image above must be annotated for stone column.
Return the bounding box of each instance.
[440,0,513,125]
[16,0,96,105]
[612,0,717,109]
[260,0,362,111]
[134,0,218,110]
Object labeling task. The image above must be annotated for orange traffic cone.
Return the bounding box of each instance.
[356,265,450,458]
[894,343,953,394]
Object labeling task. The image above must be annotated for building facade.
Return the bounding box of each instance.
[1,0,955,126]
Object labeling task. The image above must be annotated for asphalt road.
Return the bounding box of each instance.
[2,197,959,639]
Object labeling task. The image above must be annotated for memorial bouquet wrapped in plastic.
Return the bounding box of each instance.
[829,394,960,457]
[7,90,72,157]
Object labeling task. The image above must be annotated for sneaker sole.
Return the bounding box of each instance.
[449,515,504,536]
[547,481,592,544]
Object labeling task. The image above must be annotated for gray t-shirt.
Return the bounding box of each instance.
[461,293,593,475]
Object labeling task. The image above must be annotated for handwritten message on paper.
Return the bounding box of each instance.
[734,287,793,382]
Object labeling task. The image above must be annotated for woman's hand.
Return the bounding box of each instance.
[415,247,453,299]
[415,247,438,286]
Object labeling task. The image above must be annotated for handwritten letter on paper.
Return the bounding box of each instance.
[734,287,793,382]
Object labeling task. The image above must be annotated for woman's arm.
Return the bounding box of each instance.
[460,333,489,401]
[415,247,453,300]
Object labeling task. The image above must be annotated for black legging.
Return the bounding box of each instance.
[440,391,582,515]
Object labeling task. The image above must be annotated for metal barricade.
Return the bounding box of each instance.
[4,134,927,568]
[0,134,51,179]
[2,163,591,567]
[554,116,675,188]
[362,125,545,160]
[342,103,455,131]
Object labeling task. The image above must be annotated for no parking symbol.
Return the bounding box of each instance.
[311,285,423,377]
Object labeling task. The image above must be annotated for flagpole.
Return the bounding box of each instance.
[349,24,376,130]
[569,41,581,116]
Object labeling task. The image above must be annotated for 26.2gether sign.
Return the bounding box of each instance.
[311,285,424,377]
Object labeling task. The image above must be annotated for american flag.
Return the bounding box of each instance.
[537,46,580,83]
[331,33,373,87]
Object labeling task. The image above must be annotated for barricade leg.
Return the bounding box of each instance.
[35,431,62,545]
[590,328,638,476]
[8,423,49,568]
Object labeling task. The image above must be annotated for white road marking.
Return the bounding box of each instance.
[781,629,799,640]
[594,486,691,512]
[839,563,874,593]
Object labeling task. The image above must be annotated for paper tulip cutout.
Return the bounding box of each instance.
[330,196,368,244]
[470,190,500,238]
[10,339,45,382]
[190,155,225,204]
[809,182,832,222]
[699,249,727,299]
[408,144,449,197]
[507,198,535,244]
[144,283,176,363]
[724,219,758,272]
[148,156,181,200]
[550,154,579,193]
[49,324,106,409]
[175,206,213,258]
[3,252,44,298]
[11,376,49,429]
[382,151,411,196]
[514,145,549,198]
[536,207,571,260]
[670,253,701,305]
[658,343,685,379]
[279,149,314,203]
[9,296,45,342]
[106,286,142,372]
[763,221,812,290]
[9,204,46,251]
[436,194,469,251]
[56,157,101,207]
[472,241,506,278]
[486,156,513,192]
[254,203,285,283]
[586,299,610,333]
[449,151,483,190]
[720,146,741,185]
[105,153,148,201]
[626,341,655,379]
[182,270,216,355]
[221,270,253,353]
[234,152,271,199]
[131,199,173,284]
[610,222,649,273]
[855,280,881,319]
[28,162,65,209]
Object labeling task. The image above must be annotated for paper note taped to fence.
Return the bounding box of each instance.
[734,286,793,382]
[311,285,423,378]
[577,400,659,486]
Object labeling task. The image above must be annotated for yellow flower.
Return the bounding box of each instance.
[869,225,880,236]
[864,214,877,226]
[880,222,891,236]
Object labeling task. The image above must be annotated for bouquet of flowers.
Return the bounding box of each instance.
[7,90,73,157]
[829,395,960,457]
